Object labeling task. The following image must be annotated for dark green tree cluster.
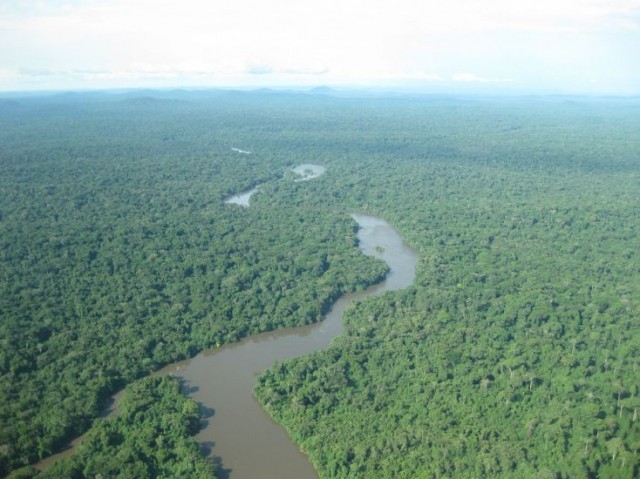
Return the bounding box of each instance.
[11,376,215,478]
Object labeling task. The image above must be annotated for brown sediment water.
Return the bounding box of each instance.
[35,214,418,478]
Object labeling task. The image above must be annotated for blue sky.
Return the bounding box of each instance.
[1,0,639,93]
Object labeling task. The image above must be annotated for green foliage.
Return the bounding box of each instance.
[1,90,639,477]
[254,95,640,477]
[39,376,215,478]
[0,92,386,474]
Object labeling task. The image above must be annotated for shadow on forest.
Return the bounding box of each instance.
[196,406,231,478]
[198,404,215,429]
[200,442,232,479]
[181,383,200,395]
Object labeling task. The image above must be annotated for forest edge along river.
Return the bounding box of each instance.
[224,163,328,207]
[36,166,419,479]
[156,213,418,479]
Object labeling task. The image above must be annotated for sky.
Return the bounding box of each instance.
[0,0,639,94]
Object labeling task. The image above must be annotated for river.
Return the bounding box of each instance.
[224,187,259,207]
[36,213,418,478]
[224,163,327,207]
[154,213,418,478]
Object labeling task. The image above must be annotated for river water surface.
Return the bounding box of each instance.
[224,163,327,207]
[223,187,259,207]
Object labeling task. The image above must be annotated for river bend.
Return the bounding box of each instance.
[157,214,418,478]
[36,214,418,478]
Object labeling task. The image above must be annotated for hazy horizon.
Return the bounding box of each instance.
[1,0,639,95]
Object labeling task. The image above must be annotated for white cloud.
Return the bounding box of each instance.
[0,68,19,80]
[281,66,329,76]
[405,73,444,81]
[452,72,513,83]
[0,0,639,92]
[467,0,640,33]
[246,65,274,75]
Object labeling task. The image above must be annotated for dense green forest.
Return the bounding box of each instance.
[15,376,214,478]
[255,95,640,478]
[1,90,639,477]
[0,91,388,476]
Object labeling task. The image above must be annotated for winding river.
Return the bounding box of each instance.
[36,169,418,478]
[224,163,328,207]
[156,213,418,478]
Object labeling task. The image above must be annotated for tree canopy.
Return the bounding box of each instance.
[1,90,638,477]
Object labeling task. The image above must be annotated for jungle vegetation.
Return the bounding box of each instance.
[1,89,639,477]
[36,376,214,478]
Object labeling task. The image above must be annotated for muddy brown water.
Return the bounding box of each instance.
[36,214,418,478]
